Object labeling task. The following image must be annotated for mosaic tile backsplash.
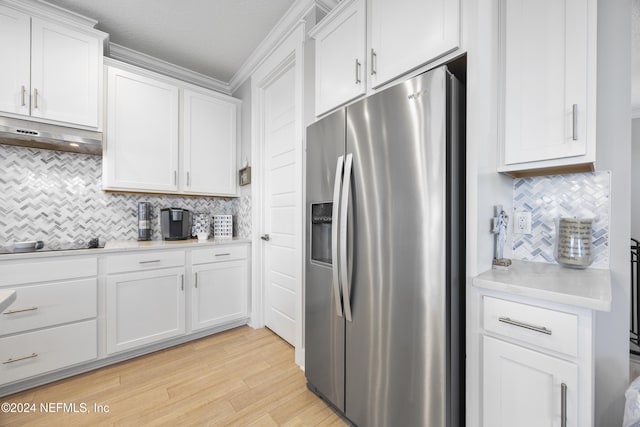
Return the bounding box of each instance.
[512,171,610,268]
[0,145,252,245]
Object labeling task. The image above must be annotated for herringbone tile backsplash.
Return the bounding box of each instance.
[512,171,610,268]
[0,145,252,245]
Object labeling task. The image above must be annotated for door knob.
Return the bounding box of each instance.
[261,234,270,241]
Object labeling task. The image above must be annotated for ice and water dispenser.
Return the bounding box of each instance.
[310,202,332,264]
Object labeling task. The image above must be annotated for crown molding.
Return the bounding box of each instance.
[107,43,232,95]
[1,0,107,37]
[229,0,325,92]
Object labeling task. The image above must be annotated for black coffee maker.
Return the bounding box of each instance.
[160,208,192,240]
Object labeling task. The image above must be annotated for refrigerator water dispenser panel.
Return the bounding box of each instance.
[311,202,332,264]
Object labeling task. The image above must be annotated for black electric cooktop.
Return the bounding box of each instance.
[0,238,104,255]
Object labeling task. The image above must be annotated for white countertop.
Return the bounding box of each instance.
[0,289,16,313]
[472,259,612,311]
[0,238,251,261]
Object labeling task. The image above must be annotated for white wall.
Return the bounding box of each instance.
[632,118,640,239]
[594,0,632,424]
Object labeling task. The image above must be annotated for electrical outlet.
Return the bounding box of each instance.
[514,211,531,234]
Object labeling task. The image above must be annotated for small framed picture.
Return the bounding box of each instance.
[239,166,251,186]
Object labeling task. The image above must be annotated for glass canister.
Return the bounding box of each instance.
[554,217,594,268]
[137,202,152,241]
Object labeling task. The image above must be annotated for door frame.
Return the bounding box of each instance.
[250,23,305,366]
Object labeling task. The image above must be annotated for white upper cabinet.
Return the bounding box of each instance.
[0,6,30,117]
[181,89,239,196]
[311,0,460,116]
[498,0,596,176]
[0,4,103,129]
[104,61,240,196]
[104,65,180,193]
[311,0,366,116]
[369,0,460,89]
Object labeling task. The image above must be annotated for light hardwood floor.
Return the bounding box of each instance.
[0,326,347,426]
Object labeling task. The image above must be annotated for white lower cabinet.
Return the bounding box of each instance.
[0,256,98,387]
[480,293,593,427]
[106,267,186,354]
[0,320,96,386]
[192,260,248,331]
[483,336,578,427]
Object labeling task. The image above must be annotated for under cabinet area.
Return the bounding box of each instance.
[0,3,104,129]
[498,0,597,176]
[0,256,98,387]
[310,0,460,116]
[103,60,241,196]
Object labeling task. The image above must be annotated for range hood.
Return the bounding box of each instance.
[0,117,102,155]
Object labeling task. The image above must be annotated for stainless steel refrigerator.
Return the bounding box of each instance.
[305,65,464,427]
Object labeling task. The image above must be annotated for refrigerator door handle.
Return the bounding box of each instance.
[340,153,353,322]
[332,155,345,317]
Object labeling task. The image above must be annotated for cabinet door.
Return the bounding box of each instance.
[312,0,366,116]
[30,18,101,128]
[0,5,30,116]
[369,0,459,88]
[181,89,238,196]
[483,336,578,427]
[106,268,185,354]
[501,0,593,168]
[191,260,248,331]
[104,66,179,193]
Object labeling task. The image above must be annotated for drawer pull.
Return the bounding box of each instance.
[139,259,161,264]
[3,353,38,364]
[561,383,567,427]
[3,306,38,315]
[498,317,552,335]
[215,253,231,257]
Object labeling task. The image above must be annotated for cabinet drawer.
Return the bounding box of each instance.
[0,320,97,386]
[0,279,96,336]
[483,296,578,357]
[0,257,97,287]
[105,250,185,274]
[191,245,247,264]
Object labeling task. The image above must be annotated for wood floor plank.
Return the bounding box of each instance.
[0,326,347,427]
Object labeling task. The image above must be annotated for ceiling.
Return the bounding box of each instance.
[43,0,297,83]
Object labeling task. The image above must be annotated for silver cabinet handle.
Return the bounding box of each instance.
[572,104,578,141]
[371,49,377,75]
[3,353,38,364]
[561,383,567,427]
[174,170,177,185]
[332,155,345,318]
[340,153,353,322]
[181,274,184,291]
[33,88,38,109]
[139,259,161,264]
[187,172,190,186]
[21,85,26,107]
[194,272,198,288]
[3,306,38,315]
[260,234,270,241]
[355,59,361,84]
[498,317,552,335]
[215,253,231,257]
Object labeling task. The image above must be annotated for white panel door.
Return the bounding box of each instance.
[31,17,101,128]
[483,336,578,427]
[0,5,30,116]
[104,66,179,193]
[369,0,459,88]
[502,0,589,165]
[262,65,298,345]
[181,89,238,196]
